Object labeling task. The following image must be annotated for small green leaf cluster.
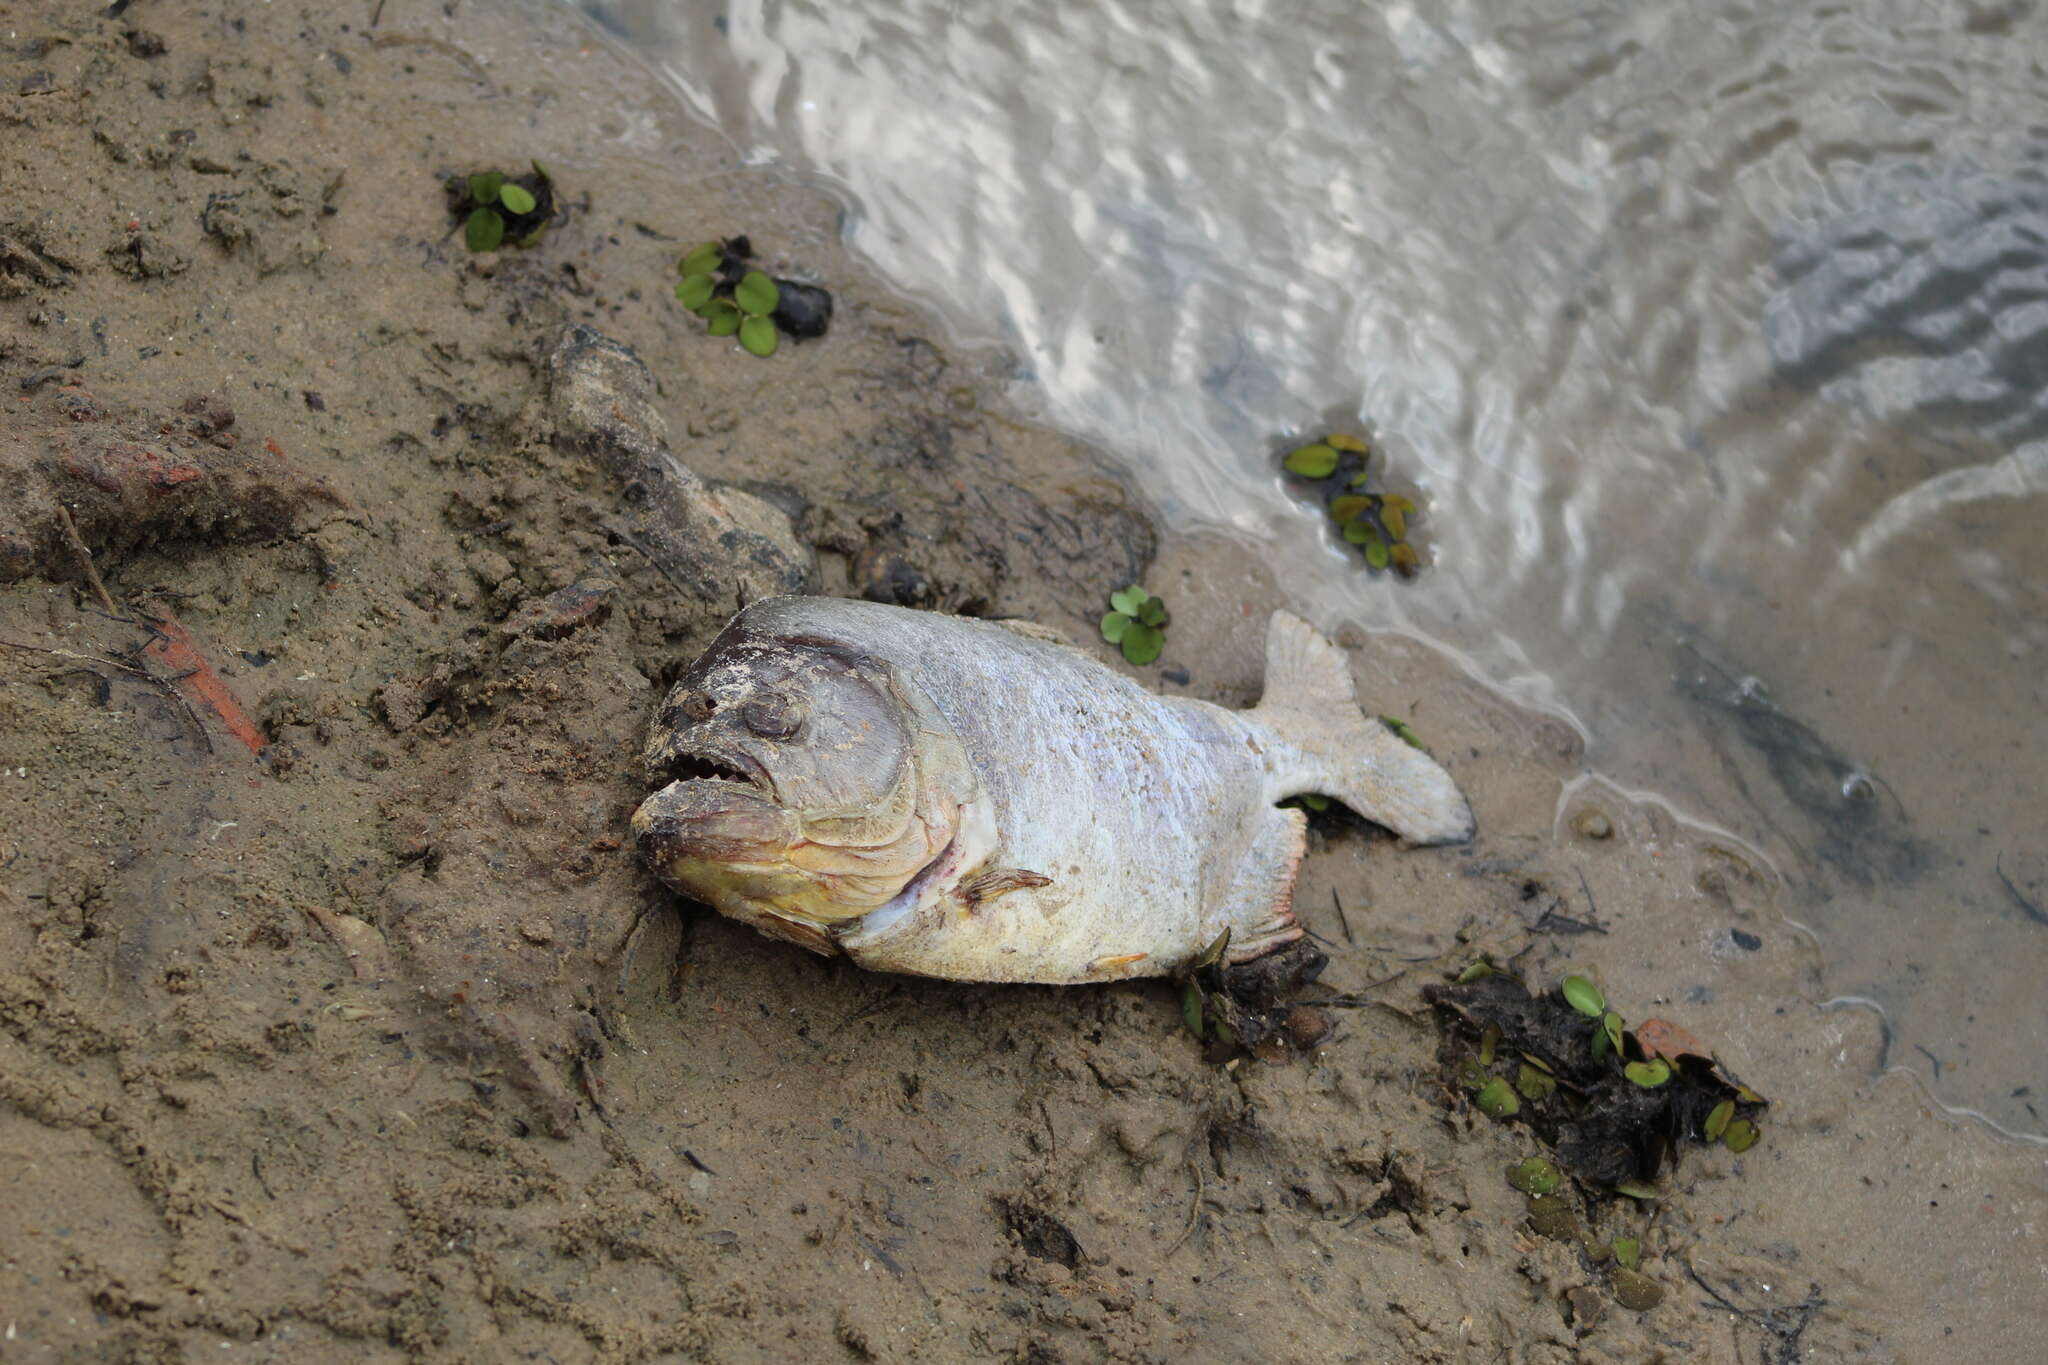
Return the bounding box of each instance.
[1560,973,1765,1153]
[457,163,552,252]
[1446,962,1768,1200]
[676,240,782,357]
[1280,431,1423,577]
[1100,584,1167,665]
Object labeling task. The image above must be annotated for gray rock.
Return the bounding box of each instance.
[542,325,814,604]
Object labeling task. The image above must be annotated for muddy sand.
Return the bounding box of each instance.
[2,3,2043,1361]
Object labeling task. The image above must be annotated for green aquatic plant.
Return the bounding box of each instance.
[1562,975,1606,1018]
[676,239,798,357]
[1100,584,1168,665]
[1278,430,1425,577]
[455,163,553,252]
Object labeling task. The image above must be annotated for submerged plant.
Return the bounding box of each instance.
[1100,584,1168,665]
[452,163,555,252]
[1280,430,1424,578]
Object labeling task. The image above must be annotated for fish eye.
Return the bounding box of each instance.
[741,694,805,739]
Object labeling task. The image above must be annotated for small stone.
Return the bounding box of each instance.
[1574,809,1613,840]
[1563,1285,1607,1332]
[1283,1005,1332,1051]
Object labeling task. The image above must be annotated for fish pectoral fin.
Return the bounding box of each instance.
[958,866,1053,910]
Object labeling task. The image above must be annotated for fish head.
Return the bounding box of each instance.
[633,635,942,929]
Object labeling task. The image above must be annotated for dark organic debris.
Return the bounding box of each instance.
[1175,937,1332,1064]
[1425,971,1767,1190]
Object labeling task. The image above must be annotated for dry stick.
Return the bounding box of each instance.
[54,504,118,614]
[1331,888,1354,946]
[1161,1154,1205,1259]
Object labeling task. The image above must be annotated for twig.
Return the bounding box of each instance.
[0,635,213,751]
[1996,854,2047,926]
[1331,889,1354,946]
[54,505,117,614]
[1161,1155,1204,1259]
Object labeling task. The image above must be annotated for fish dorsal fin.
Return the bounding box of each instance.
[1258,609,1361,715]
[1249,611,1476,846]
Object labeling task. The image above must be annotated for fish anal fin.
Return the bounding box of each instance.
[1221,805,1309,962]
[959,866,1053,911]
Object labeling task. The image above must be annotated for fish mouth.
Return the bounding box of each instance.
[655,746,770,796]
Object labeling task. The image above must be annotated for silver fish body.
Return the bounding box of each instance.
[632,596,1473,983]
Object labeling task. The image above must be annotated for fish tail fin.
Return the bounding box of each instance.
[1249,611,1476,845]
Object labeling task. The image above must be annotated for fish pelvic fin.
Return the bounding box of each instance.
[1249,611,1476,846]
[1220,804,1309,962]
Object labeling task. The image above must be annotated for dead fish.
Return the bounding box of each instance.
[632,596,1473,982]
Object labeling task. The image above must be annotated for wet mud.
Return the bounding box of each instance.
[1,3,2044,1362]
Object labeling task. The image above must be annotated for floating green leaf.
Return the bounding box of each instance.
[682,241,725,277]
[1624,1058,1672,1088]
[1137,597,1167,628]
[1389,542,1422,577]
[1603,1010,1625,1055]
[1516,1062,1557,1101]
[1723,1119,1759,1153]
[1109,585,1148,616]
[706,306,743,338]
[1343,521,1382,547]
[1474,1078,1520,1119]
[1612,1235,1641,1269]
[735,270,780,316]
[1326,431,1369,454]
[1298,793,1330,811]
[1101,612,1132,644]
[464,207,505,253]
[1507,1156,1561,1195]
[1120,622,1163,666]
[1612,1179,1660,1201]
[1380,505,1408,540]
[1284,442,1339,478]
[530,159,551,181]
[1562,976,1605,1018]
[1478,1024,1501,1067]
[467,170,504,205]
[1181,979,1204,1037]
[497,182,537,215]
[677,272,716,310]
[739,314,779,357]
[1329,494,1374,523]
[1453,961,1495,984]
[1348,467,1374,488]
[1704,1099,1735,1143]
[1363,538,1391,569]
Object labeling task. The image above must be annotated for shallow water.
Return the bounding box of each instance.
[561,0,2048,1135]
